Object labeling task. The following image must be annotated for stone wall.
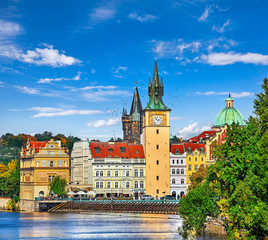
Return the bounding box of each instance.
[0,197,11,210]
[20,199,35,212]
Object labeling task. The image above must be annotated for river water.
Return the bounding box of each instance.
[0,211,225,239]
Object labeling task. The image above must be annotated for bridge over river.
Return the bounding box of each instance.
[46,200,179,214]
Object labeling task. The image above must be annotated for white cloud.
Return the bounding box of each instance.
[195,91,254,98]
[198,5,213,22]
[14,86,40,95]
[0,20,23,39]
[212,19,231,33]
[177,122,211,139]
[30,107,103,118]
[89,6,116,23]
[87,117,120,128]
[38,72,81,84]
[91,68,96,74]
[201,52,268,65]
[20,45,81,67]
[129,12,158,22]
[113,66,127,73]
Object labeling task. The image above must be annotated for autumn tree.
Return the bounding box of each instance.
[49,175,67,196]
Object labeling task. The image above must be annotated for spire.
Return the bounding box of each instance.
[160,73,164,96]
[153,59,160,87]
[148,73,152,96]
[130,87,143,121]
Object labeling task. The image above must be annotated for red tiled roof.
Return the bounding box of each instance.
[171,142,206,154]
[89,142,145,159]
[30,141,47,153]
[189,131,217,142]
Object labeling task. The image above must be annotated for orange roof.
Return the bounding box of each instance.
[30,141,47,153]
[89,142,145,159]
[171,142,206,154]
[189,131,217,143]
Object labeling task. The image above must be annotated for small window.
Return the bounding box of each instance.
[115,171,119,177]
[181,179,185,184]
[50,161,54,167]
[156,145,159,149]
[156,160,159,165]
[115,182,119,188]
[156,129,159,134]
[134,169,138,177]
[195,157,197,162]
[126,182,130,188]
[140,169,144,177]
[107,171,111,177]
[134,181,138,188]
[181,159,183,164]
[195,165,198,171]
[172,179,175,184]
[188,165,192,171]
[172,169,175,174]
[189,157,191,161]
[156,189,159,194]
[94,147,100,153]
[181,169,184,175]
[201,157,204,161]
[140,181,144,188]
[108,148,113,153]
[100,171,104,177]
[156,176,159,180]
[177,160,179,164]
[126,171,130,177]
[96,182,99,188]
[176,169,180,174]
[120,147,126,153]
[136,150,139,153]
[96,171,99,177]
[172,160,175,164]
[48,175,52,182]
[107,182,111,188]
[100,182,104,188]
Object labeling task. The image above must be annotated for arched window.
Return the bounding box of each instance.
[140,181,144,188]
[140,169,144,177]
[100,171,103,177]
[172,169,175,174]
[115,182,119,188]
[181,169,184,175]
[100,182,103,188]
[172,179,175,184]
[181,179,185,184]
[126,182,130,188]
[115,171,118,177]
[134,181,138,188]
[96,182,99,188]
[96,171,99,177]
[126,171,130,177]
[107,182,111,188]
[176,169,180,174]
[107,171,111,177]
[134,169,138,177]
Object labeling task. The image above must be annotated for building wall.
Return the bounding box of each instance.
[143,110,170,197]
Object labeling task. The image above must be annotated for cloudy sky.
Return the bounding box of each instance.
[0,0,267,140]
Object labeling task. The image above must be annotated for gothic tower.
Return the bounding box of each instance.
[122,87,143,144]
[143,59,171,197]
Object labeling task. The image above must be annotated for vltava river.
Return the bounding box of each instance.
[0,211,225,239]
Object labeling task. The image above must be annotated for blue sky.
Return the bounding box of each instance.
[0,0,267,140]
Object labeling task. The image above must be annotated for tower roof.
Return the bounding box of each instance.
[145,59,170,111]
[130,87,143,116]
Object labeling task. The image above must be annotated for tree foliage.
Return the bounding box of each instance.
[49,175,67,196]
[188,164,207,191]
[178,78,268,239]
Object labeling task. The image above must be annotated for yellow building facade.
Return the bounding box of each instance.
[143,60,171,197]
[20,139,70,211]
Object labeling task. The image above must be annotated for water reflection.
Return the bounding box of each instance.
[0,211,225,239]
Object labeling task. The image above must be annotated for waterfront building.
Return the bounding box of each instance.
[143,60,171,197]
[90,141,146,199]
[122,87,143,144]
[70,140,93,192]
[170,144,187,198]
[20,139,69,211]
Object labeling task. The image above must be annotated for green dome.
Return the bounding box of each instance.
[214,107,245,127]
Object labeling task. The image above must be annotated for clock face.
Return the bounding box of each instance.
[153,116,162,125]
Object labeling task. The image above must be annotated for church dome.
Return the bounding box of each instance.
[214,94,246,127]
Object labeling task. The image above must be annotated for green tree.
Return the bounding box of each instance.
[49,175,67,196]
[188,164,207,191]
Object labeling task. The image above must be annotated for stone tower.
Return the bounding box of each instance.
[122,87,143,144]
[143,59,171,197]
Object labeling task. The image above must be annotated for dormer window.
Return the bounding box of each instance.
[120,147,126,153]
[187,147,191,153]
[94,147,100,153]
[108,148,113,153]
[135,150,139,153]
[200,147,204,153]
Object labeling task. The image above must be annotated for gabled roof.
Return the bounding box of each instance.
[89,142,145,159]
[189,131,217,143]
[30,141,47,152]
[171,143,206,154]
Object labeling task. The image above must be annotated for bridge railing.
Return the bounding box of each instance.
[35,197,73,201]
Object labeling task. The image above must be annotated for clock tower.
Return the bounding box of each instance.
[143,59,171,197]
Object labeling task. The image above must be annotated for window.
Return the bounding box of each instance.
[195,165,198,171]
[126,171,130,177]
[181,179,185,184]
[134,169,138,177]
[94,147,100,153]
[122,171,126,177]
[187,147,191,153]
[181,159,183,164]
[172,160,175,164]
[181,169,184,175]
[134,181,138,188]
[176,169,180,175]
[58,160,63,167]
[96,171,99,177]
[36,161,39,167]
[120,147,126,153]
[115,171,118,177]
[157,189,159,194]
[49,175,52,182]
[100,182,103,188]
[41,160,46,167]
[177,160,179,164]
[189,157,191,161]
[41,150,46,155]
[156,176,159,180]
[108,148,113,153]
[136,150,139,153]
[107,171,111,177]
[48,151,56,155]
[50,161,54,167]
[188,165,192,171]
[156,160,159,165]
[201,157,203,161]
[122,181,126,188]
[156,129,159,134]
[140,181,144,188]
[107,182,111,188]
[172,179,175,184]
[126,182,130,188]
[115,182,119,188]
[172,169,175,174]
[156,145,159,149]
[195,157,197,162]
[100,171,104,177]
[96,182,99,188]
[140,169,144,177]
